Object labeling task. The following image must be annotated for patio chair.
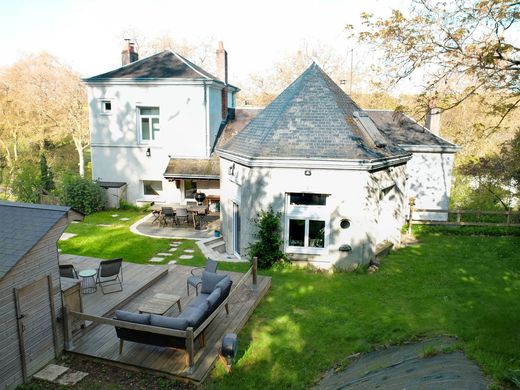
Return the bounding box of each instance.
[96,258,123,294]
[59,264,78,279]
[175,207,189,225]
[187,258,218,296]
[161,207,176,226]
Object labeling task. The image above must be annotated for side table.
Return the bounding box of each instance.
[78,269,97,294]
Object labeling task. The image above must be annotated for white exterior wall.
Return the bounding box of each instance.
[219,158,407,270]
[208,86,224,150]
[87,82,224,204]
[405,152,456,221]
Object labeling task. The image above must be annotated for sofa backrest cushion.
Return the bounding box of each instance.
[178,304,208,328]
[150,314,188,331]
[215,276,232,297]
[115,310,150,324]
[206,287,222,311]
[201,271,227,294]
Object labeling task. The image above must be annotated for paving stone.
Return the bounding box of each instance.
[170,243,180,247]
[33,364,69,382]
[111,214,119,217]
[148,257,164,263]
[96,224,111,227]
[157,253,171,256]
[56,370,88,385]
[169,248,177,252]
[71,220,80,224]
[183,249,195,253]
[179,255,193,259]
[59,233,77,241]
[120,217,130,221]
[168,260,177,265]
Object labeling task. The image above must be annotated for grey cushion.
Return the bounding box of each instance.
[190,294,210,309]
[201,271,226,294]
[115,310,150,324]
[215,275,231,293]
[150,314,188,330]
[207,287,221,309]
[178,304,208,328]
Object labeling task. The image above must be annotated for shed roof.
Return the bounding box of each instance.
[163,158,220,180]
[366,110,460,153]
[85,50,238,90]
[218,63,410,164]
[0,201,81,279]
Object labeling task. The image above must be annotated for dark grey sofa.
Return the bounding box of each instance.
[115,271,232,353]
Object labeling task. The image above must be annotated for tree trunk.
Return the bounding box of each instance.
[72,136,85,178]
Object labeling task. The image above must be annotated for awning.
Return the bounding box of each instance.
[163,158,220,180]
[97,181,127,189]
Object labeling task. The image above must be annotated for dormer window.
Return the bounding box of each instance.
[138,107,160,143]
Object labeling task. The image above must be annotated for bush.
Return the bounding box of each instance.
[248,208,287,269]
[11,161,41,203]
[59,175,106,215]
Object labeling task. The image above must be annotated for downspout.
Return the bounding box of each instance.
[203,81,209,158]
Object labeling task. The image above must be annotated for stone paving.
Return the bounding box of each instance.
[33,364,87,386]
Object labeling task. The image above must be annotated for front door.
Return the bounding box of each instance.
[232,202,240,257]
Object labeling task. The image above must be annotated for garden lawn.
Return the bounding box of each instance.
[204,229,520,389]
[59,210,205,264]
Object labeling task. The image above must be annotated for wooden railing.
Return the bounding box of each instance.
[63,258,258,374]
[410,208,520,227]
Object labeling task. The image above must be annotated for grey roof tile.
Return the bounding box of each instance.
[0,201,70,280]
[218,63,409,161]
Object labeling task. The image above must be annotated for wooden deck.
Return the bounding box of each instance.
[62,259,271,384]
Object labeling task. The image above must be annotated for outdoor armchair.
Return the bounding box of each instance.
[175,207,189,225]
[161,207,175,227]
[186,258,218,296]
[96,258,124,294]
[59,264,78,279]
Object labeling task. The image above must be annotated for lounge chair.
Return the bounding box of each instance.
[96,258,123,294]
[187,258,218,296]
[59,264,78,279]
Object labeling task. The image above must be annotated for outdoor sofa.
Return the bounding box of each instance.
[114,271,232,355]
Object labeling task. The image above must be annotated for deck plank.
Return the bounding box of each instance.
[65,260,271,384]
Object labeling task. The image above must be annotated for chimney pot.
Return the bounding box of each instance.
[425,100,441,135]
[121,39,139,66]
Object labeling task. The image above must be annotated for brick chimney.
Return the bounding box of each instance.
[425,99,441,135]
[121,39,139,66]
[216,41,228,120]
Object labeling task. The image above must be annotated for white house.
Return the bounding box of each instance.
[217,63,459,269]
[83,41,238,205]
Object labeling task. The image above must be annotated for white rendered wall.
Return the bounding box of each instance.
[219,158,407,269]
[87,82,224,204]
[405,152,456,221]
[208,86,224,151]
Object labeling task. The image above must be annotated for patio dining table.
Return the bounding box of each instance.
[151,203,209,229]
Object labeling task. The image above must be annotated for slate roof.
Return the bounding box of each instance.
[0,201,71,279]
[163,158,220,179]
[218,63,409,162]
[367,110,460,152]
[85,50,237,90]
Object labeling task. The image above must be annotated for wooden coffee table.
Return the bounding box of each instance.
[138,293,181,315]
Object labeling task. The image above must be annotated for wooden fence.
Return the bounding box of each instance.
[409,208,520,227]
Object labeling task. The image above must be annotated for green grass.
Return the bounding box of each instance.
[59,211,520,388]
[205,229,520,389]
[59,210,205,264]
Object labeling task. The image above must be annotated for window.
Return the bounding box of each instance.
[138,107,160,143]
[143,180,162,196]
[286,193,329,253]
[184,180,197,199]
[102,100,112,113]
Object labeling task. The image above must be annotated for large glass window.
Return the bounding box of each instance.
[184,180,197,199]
[138,107,160,143]
[143,180,162,196]
[286,192,329,253]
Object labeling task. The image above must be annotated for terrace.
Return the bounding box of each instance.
[60,255,270,384]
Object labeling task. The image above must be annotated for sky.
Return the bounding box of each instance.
[0,0,410,84]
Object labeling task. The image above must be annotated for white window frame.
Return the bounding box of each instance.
[137,106,160,144]
[284,192,330,254]
[141,180,163,200]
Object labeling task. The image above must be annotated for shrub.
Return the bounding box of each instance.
[11,161,41,203]
[248,208,287,269]
[39,153,55,192]
[59,175,106,215]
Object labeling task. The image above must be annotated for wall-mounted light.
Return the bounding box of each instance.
[228,163,235,175]
[146,148,151,157]
[304,169,312,176]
